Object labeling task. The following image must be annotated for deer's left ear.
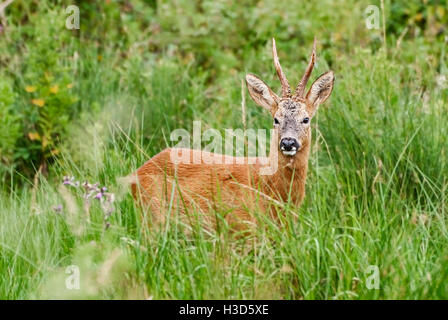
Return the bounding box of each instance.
[306,71,334,117]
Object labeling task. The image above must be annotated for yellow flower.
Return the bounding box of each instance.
[42,136,49,148]
[50,85,59,94]
[28,132,41,141]
[25,86,37,93]
[66,83,74,89]
[32,99,45,107]
[414,13,423,22]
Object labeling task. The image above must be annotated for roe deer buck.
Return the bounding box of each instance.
[131,38,334,232]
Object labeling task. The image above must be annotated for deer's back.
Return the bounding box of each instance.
[131,148,269,230]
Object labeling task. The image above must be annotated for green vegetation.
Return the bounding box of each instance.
[0,0,447,299]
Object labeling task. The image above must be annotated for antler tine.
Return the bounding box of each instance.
[272,38,291,99]
[294,37,317,99]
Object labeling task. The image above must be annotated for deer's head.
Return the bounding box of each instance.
[246,38,334,157]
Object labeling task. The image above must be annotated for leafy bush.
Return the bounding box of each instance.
[389,0,447,38]
[0,4,79,179]
[0,79,20,175]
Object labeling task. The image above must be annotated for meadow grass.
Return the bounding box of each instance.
[0,0,447,299]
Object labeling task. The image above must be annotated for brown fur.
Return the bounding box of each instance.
[131,144,309,232]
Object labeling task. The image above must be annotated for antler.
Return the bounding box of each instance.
[272,38,291,99]
[293,37,317,100]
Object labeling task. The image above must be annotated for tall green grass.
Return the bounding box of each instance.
[0,0,447,299]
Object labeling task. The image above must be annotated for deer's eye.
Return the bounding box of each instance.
[274,118,280,125]
[302,117,310,124]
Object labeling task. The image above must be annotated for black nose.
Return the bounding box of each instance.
[280,138,300,151]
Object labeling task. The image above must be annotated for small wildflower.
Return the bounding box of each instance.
[95,192,103,200]
[63,176,73,184]
[82,182,101,200]
[28,132,41,141]
[63,176,80,187]
[66,83,74,89]
[62,175,115,230]
[50,85,59,94]
[32,98,45,107]
[25,85,37,93]
[52,204,63,214]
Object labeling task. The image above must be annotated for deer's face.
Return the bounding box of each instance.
[245,38,334,157]
[273,99,310,156]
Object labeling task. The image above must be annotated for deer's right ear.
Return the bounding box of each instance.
[305,71,334,117]
[245,74,279,112]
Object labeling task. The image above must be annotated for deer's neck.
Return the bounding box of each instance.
[260,131,310,205]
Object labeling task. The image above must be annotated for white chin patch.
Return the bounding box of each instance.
[282,150,297,156]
